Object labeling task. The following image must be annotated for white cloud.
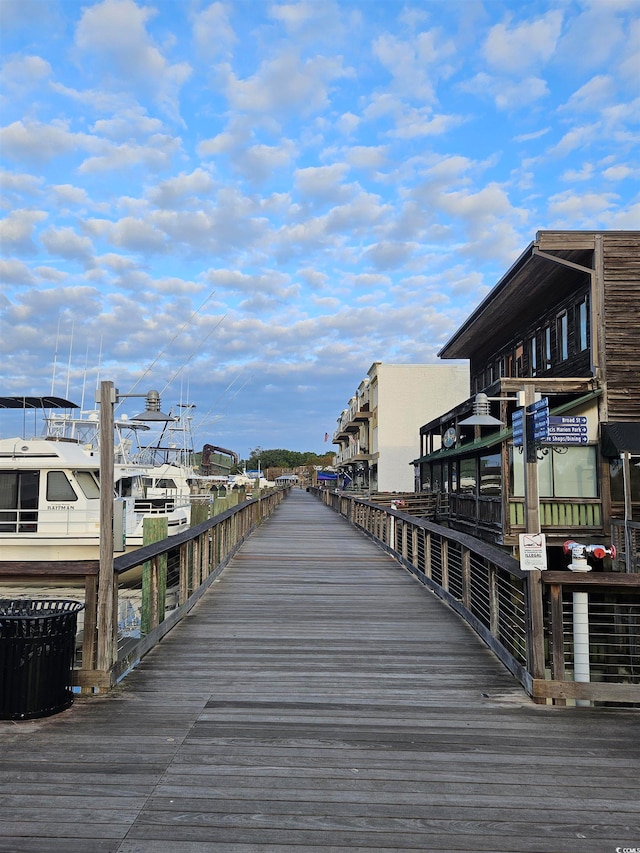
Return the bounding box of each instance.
[483,10,563,73]
[0,120,90,164]
[344,146,388,170]
[562,75,615,113]
[0,209,47,254]
[0,258,35,284]
[78,134,181,174]
[547,190,618,223]
[225,51,350,116]
[463,72,549,110]
[0,55,52,90]
[373,32,440,102]
[74,0,192,117]
[192,2,236,59]
[148,169,216,209]
[40,226,96,268]
[602,164,634,181]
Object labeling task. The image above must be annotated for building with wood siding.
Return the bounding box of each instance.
[413,230,640,569]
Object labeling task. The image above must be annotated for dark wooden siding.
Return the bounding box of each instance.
[470,283,592,391]
[603,234,640,420]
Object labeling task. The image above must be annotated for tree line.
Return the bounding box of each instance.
[246,447,334,469]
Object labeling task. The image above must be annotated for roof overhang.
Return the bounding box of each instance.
[437,231,602,360]
[601,422,640,457]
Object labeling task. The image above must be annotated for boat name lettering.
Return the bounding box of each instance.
[49,505,74,511]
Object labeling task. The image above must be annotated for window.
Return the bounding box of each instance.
[511,446,597,498]
[0,470,39,532]
[576,298,588,351]
[75,470,100,499]
[557,313,568,361]
[515,342,524,377]
[46,471,78,501]
[479,453,501,496]
[459,457,476,493]
[544,326,552,367]
[610,458,640,503]
[530,335,538,376]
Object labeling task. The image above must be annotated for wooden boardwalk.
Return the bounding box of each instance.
[0,489,638,853]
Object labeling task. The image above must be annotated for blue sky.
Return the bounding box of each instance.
[1,0,638,457]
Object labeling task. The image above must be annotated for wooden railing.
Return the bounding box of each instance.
[509,497,603,530]
[311,488,640,706]
[0,488,289,694]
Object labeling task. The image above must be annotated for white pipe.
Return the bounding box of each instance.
[573,590,591,707]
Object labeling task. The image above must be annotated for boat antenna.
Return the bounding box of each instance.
[122,289,217,405]
[50,315,62,395]
[65,319,75,400]
[80,341,90,413]
[191,370,252,440]
[160,313,227,396]
[95,335,103,393]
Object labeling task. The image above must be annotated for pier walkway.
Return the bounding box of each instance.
[1,489,638,853]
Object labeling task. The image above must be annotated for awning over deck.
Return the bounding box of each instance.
[601,422,640,457]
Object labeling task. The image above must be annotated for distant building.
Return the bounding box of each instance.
[414,230,640,569]
[333,362,469,494]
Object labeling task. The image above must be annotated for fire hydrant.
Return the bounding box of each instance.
[563,540,616,572]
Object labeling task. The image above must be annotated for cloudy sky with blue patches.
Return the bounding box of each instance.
[1,0,638,456]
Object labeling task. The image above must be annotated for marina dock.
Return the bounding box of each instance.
[0,489,638,852]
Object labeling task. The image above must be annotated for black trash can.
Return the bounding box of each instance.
[0,599,84,720]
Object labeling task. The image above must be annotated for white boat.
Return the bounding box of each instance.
[0,393,194,564]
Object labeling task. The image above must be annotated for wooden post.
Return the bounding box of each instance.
[522,383,540,535]
[179,541,189,604]
[97,380,116,674]
[424,531,432,579]
[81,575,98,687]
[526,571,546,703]
[488,563,499,637]
[461,547,471,610]
[441,539,449,591]
[141,516,168,634]
[550,583,566,706]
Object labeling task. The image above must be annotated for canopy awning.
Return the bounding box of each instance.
[601,422,640,457]
[0,395,78,409]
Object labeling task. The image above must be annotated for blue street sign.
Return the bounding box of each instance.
[527,397,549,414]
[549,416,587,425]
[542,434,589,445]
[548,425,588,434]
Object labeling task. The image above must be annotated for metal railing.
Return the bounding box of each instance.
[312,488,640,706]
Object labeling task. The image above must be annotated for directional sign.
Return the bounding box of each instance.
[527,397,549,414]
[542,434,589,445]
[548,425,588,435]
[549,416,587,426]
[512,410,524,447]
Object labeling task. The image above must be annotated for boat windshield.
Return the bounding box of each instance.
[75,470,100,499]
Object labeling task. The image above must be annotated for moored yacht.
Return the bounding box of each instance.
[0,394,192,564]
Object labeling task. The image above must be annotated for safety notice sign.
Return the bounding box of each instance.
[518,533,548,571]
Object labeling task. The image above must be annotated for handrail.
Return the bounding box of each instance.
[0,488,291,693]
[311,487,640,706]
[72,488,290,690]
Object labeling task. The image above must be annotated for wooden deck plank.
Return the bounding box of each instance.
[0,489,638,853]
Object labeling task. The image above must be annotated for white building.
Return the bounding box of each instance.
[333,362,469,494]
